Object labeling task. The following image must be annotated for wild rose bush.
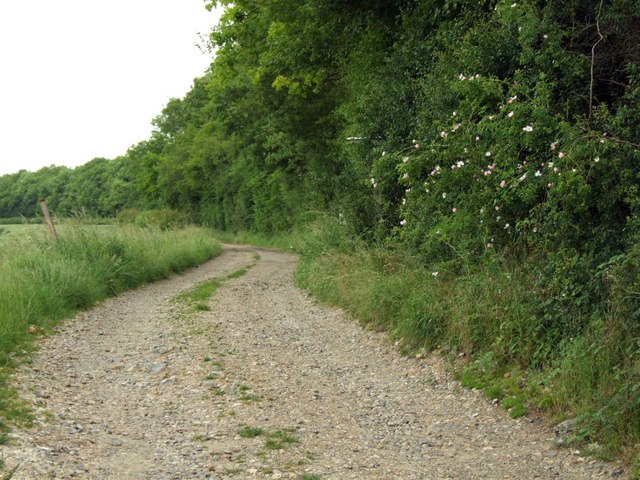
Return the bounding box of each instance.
[358,1,640,349]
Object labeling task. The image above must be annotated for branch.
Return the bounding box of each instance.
[589,0,605,119]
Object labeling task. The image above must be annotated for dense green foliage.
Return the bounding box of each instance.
[0,157,140,219]
[2,0,639,465]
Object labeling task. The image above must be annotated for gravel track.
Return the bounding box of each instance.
[1,245,626,479]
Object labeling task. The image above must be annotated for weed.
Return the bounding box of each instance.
[226,268,250,280]
[175,265,253,315]
[420,374,438,386]
[264,438,283,450]
[265,429,298,450]
[483,385,504,401]
[177,278,222,305]
[256,451,268,461]
[239,393,261,402]
[300,474,321,480]
[243,427,299,450]
[0,375,33,445]
[238,426,264,438]
[501,396,527,418]
[222,466,242,475]
[210,387,225,396]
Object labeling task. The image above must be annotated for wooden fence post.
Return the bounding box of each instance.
[39,199,58,240]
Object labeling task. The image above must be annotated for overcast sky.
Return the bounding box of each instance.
[0,0,222,176]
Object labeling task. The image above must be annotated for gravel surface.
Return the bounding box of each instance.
[1,245,627,479]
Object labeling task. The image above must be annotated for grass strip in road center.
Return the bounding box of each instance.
[174,264,256,313]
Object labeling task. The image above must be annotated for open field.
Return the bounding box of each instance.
[0,224,46,243]
[0,223,116,247]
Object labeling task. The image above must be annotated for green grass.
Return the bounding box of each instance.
[239,393,262,402]
[237,425,298,450]
[210,387,225,396]
[0,224,46,250]
[174,265,254,313]
[177,278,223,305]
[0,216,41,226]
[264,429,298,450]
[238,425,264,438]
[0,223,45,235]
[226,267,250,280]
[0,223,221,438]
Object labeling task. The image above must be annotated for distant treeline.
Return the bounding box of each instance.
[0,157,139,218]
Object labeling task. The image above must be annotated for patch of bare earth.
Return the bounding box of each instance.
[1,245,627,479]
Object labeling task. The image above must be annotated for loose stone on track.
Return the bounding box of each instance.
[1,245,625,479]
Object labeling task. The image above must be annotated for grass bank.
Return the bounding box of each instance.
[293,218,640,474]
[0,223,221,441]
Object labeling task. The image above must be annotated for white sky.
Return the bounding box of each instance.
[0,0,222,176]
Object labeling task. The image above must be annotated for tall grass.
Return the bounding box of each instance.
[0,224,221,367]
[294,217,640,466]
[0,223,221,448]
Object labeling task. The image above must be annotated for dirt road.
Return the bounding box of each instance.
[1,245,624,478]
